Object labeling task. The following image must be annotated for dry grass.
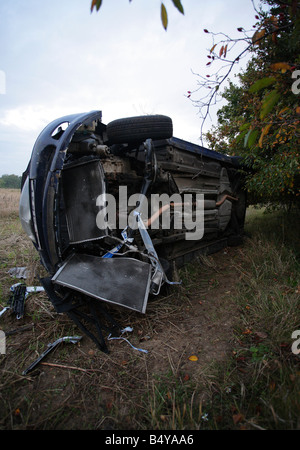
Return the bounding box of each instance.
[0,188,21,218]
[0,194,299,430]
[0,191,240,430]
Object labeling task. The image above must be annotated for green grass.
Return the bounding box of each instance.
[204,207,300,430]
[144,371,210,430]
[145,207,300,430]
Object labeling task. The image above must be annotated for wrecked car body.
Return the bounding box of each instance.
[19,110,247,351]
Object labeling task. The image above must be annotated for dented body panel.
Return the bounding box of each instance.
[19,111,247,349]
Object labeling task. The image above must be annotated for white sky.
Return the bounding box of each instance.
[0,0,259,176]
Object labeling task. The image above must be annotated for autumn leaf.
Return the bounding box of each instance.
[269,15,278,25]
[161,3,168,30]
[188,355,198,361]
[223,44,228,58]
[278,107,289,118]
[270,62,291,73]
[252,28,266,45]
[258,123,272,148]
[210,43,217,54]
[243,328,252,335]
[91,0,102,12]
[219,45,224,58]
[233,412,245,425]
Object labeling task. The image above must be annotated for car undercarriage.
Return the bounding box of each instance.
[19,110,247,351]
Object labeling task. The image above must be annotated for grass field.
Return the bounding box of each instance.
[0,188,299,430]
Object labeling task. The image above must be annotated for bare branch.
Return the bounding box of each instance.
[188,18,292,143]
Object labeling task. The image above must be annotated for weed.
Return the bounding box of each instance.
[250,344,272,362]
[146,372,208,430]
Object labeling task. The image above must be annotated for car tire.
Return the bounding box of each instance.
[106,115,173,144]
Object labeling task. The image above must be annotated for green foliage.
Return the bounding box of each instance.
[248,76,276,93]
[250,343,272,362]
[205,0,300,207]
[0,174,21,189]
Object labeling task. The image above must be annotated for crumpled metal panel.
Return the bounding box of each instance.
[52,253,152,313]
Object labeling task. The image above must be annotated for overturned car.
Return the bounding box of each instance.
[19,110,247,351]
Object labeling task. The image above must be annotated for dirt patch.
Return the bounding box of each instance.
[137,248,242,379]
[1,239,244,429]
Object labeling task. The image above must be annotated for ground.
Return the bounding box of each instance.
[0,188,299,430]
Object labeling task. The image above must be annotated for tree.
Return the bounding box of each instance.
[198,0,300,207]
[0,174,22,189]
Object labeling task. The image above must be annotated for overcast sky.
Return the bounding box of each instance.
[0,0,259,176]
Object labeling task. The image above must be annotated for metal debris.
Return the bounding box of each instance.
[22,336,82,375]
